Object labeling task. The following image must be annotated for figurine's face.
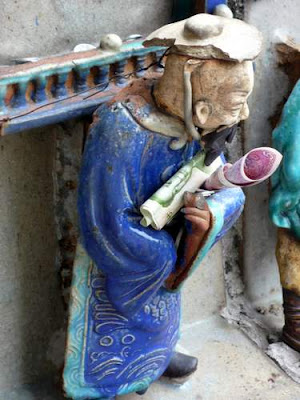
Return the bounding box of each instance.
[192,60,254,131]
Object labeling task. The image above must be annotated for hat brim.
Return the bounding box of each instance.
[143,14,263,62]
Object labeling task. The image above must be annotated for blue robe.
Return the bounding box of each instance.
[64,85,245,399]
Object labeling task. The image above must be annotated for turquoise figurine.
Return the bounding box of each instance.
[270,79,300,239]
[270,79,300,352]
[64,7,263,400]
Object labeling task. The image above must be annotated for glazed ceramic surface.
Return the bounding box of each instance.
[64,84,245,399]
[270,80,300,239]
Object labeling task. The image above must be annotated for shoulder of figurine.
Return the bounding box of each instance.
[109,77,157,109]
[88,88,159,149]
[91,77,186,141]
[92,79,157,124]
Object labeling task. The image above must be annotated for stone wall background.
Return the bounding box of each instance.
[0,128,63,391]
[0,0,172,64]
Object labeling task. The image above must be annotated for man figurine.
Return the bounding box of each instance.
[64,6,262,400]
[270,78,300,351]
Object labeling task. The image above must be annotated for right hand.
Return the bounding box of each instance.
[182,192,211,239]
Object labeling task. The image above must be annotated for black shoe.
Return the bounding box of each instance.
[162,351,198,384]
[136,388,148,395]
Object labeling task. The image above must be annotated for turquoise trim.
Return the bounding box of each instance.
[63,244,101,400]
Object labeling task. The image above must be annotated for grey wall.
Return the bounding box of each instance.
[0,128,64,391]
[0,121,84,399]
[0,0,172,63]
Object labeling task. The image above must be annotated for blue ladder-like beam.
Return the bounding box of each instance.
[0,41,164,135]
[0,0,229,136]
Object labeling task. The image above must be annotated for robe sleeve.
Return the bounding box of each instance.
[78,103,177,319]
[188,187,245,280]
[211,188,245,242]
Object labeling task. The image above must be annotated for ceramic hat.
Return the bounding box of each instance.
[143,6,263,62]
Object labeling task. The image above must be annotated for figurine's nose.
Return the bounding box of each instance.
[240,102,250,120]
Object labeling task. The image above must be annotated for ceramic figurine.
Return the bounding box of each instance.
[270,79,300,351]
[64,7,263,399]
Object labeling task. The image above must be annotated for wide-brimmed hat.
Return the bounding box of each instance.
[143,8,263,62]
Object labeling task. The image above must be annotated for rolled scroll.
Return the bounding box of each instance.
[204,147,282,190]
[140,147,282,230]
[140,152,222,230]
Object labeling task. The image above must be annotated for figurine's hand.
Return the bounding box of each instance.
[183,192,211,239]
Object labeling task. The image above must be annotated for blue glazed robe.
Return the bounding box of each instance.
[64,83,245,400]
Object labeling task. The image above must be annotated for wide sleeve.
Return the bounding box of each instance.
[197,188,244,259]
[210,188,245,242]
[78,103,177,319]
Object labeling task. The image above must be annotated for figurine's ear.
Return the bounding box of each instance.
[194,100,211,125]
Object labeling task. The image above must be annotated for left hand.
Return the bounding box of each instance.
[182,192,211,239]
